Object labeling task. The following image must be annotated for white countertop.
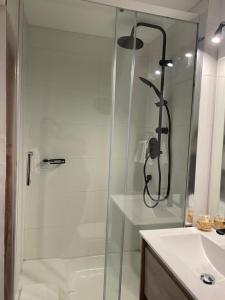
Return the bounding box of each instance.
[140,227,225,300]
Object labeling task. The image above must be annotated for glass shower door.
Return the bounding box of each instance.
[104,9,137,300]
[104,8,198,300]
[16,1,116,299]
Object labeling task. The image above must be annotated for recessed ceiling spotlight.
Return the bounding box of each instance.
[167,62,173,68]
[155,70,161,75]
[212,35,221,44]
[185,52,193,58]
[212,22,225,44]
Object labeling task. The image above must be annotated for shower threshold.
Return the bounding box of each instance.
[17,252,140,300]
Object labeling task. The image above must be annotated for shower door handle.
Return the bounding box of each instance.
[26,152,33,186]
[42,158,66,165]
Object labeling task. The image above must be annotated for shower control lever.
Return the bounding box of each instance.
[42,158,66,165]
[156,100,167,107]
[156,127,168,134]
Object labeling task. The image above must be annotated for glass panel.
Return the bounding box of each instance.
[104,9,198,300]
[16,1,116,299]
[120,12,198,300]
[104,9,137,300]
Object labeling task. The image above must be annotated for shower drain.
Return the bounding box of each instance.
[200,273,215,285]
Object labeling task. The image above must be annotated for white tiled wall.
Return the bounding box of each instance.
[142,21,197,207]
[195,0,221,218]
[106,41,149,253]
[208,0,225,215]
[167,21,197,206]
[22,26,113,259]
[109,18,197,255]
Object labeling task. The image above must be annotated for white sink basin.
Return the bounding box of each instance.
[161,233,225,280]
[140,228,225,300]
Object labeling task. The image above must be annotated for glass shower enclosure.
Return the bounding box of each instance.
[104,8,197,300]
[14,1,198,300]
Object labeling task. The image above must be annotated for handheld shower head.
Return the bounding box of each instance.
[139,77,162,100]
[139,77,152,87]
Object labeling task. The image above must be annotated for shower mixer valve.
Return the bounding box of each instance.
[148,138,161,159]
[156,127,168,134]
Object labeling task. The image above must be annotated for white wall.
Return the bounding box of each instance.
[109,16,197,255]
[167,21,197,204]
[22,26,113,259]
[105,32,150,253]
[209,0,225,215]
[143,21,197,207]
[194,0,221,218]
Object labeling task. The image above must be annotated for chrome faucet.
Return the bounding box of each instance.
[216,223,225,235]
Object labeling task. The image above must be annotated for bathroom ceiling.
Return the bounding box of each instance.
[137,0,201,11]
[24,0,116,37]
[24,0,195,40]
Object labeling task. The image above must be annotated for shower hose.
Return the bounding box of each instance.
[143,103,171,208]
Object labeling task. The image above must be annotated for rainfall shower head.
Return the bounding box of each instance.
[117,35,144,50]
[117,22,166,51]
[139,77,162,100]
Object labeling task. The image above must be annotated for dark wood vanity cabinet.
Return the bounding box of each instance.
[140,240,195,300]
